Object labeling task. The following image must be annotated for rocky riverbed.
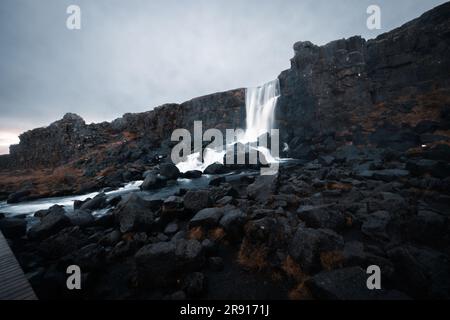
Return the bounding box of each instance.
[1,142,449,299]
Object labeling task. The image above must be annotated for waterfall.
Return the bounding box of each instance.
[175,78,281,172]
[242,79,281,143]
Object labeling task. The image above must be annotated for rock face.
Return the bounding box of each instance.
[276,3,450,156]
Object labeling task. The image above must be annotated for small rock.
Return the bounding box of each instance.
[182,170,203,179]
[204,162,226,174]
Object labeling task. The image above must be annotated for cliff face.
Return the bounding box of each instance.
[1,3,450,170]
[276,2,450,156]
[2,89,245,169]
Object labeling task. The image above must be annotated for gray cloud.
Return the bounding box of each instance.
[0,0,447,153]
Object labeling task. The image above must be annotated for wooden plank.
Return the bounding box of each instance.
[0,231,37,300]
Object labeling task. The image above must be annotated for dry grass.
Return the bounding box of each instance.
[320,250,344,271]
[237,238,269,271]
[209,227,226,241]
[188,226,204,241]
[288,281,313,300]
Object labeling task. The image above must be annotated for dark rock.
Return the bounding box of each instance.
[406,159,450,178]
[164,222,179,235]
[162,196,184,221]
[28,211,72,240]
[247,174,278,203]
[113,193,156,233]
[387,245,450,298]
[190,208,224,228]
[361,211,391,240]
[423,144,450,161]
[80,193,107,211]
[73,200,84,210]
[414,120,440,134]
[107,195,122,207]
[219,206,246,241]
[159,163,180,180]
[216,195,233,206]
[135,239,204,287]
[372,169,410,182]
[306,267,384,300]
[204,162,226,174]
[67,210,95,228]
[319,155,336,166]
[34,204,66,218]
[407,210,447,246]
[7,190,31,204]
[183,190,212,213]
[99,229,122,246]
[182,170,202,179]
[289,226,344,273]
[141,172,167,190]
[0,218,27,239]
[297,205,346,230]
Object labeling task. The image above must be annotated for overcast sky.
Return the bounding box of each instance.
[0,0,447,154]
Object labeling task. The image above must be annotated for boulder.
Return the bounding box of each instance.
[34,204,66,218]
[182,170,202,179]
[189,208,224,228]
[183,190,212,213]
[28,211,72,240]
[160,163,180,180]
[361,211,391,240]
[288,226,344,273]
[204,162,226,174]
[135,239,204,287]
[141,172,167,190]
[67,210,95,228]
[247,174,278,203]
[162,196,184,220]
[297,205,346,230]
[113,193,156,233]
[80,193,107,211]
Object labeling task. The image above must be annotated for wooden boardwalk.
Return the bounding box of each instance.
[0,231,37,300]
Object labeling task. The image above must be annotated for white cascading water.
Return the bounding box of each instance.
[176,79,281,173]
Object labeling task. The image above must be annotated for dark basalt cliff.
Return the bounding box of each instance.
[1,2,450,185]
[276,2,450,155]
